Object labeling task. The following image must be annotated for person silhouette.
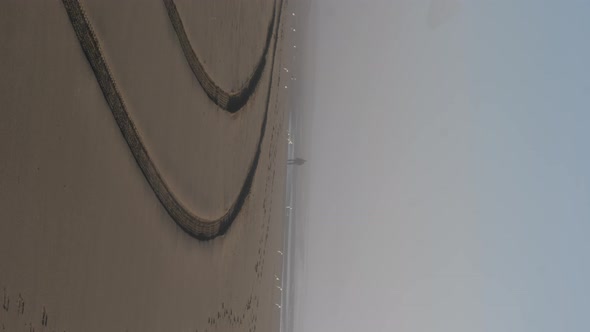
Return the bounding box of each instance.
[287,158,306,165]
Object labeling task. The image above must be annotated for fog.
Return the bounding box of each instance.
[292,0,590,331]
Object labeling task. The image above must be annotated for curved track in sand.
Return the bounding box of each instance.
[62,0,282,240]
[164,0,276,113]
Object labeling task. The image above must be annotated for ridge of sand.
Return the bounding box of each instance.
[164,0,277,112]
[61,0,282,240]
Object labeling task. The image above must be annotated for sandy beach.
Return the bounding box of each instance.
[0,0,291,331]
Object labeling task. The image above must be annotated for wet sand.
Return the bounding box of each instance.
[275,1,313,332]
[0,0,290,331]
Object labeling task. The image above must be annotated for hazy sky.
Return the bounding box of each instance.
[298,0,590,331]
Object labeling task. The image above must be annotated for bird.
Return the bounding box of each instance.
[275,304,282,309]
[277,250,283,255]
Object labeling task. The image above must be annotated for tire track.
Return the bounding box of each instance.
[164,0,276,113]
[62,0,283,240]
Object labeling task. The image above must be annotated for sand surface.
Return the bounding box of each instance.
[0,0,289,331]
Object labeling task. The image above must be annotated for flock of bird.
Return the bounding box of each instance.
[274,9,299,317]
